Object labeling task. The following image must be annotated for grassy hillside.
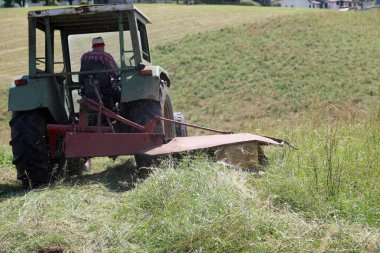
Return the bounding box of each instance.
[155,10,380,132]
[0,5,379,252]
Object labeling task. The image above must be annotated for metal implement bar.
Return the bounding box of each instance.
[29,17,37,76]
[44,17,53,73]
[89,81,115,133]
[33,67,135,78]
[80,97,231,135]
[79,97,148,132]
[157,116,232,135]
[118,12,127,69]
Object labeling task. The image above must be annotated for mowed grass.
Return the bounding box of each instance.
[0,5,379,252]
[0,156,378,252]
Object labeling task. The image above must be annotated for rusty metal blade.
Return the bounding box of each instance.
[142,133,283,156]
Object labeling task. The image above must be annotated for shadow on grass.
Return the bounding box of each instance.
[1,159,152,197]
[67,159,142,192]
[0,182,26,200]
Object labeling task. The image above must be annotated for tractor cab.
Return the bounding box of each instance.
[9,5,168,124]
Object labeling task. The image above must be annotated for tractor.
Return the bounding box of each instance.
[8,5,283,189]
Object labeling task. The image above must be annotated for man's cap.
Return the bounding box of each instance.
[92,37,105,48]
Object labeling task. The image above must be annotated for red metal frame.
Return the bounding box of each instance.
[47,96,164,158]
[63,132,164,158]
[46,95,256,159]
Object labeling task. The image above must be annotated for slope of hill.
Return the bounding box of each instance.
[155,10,380,132]
[0,5,379,252]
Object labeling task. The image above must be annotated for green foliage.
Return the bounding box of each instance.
[43,0,60,6]
[239,0,261,6]
[2,0,26,7]
[2,0,14,7]
[255,0,271,5]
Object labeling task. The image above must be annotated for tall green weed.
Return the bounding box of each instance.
[254,115,380,226]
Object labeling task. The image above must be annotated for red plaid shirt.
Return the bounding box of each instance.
[81,48,119,78]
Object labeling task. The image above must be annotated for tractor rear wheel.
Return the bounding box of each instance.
[9,109,56,189]
[131,92,175,172]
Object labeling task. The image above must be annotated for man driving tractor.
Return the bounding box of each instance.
[79,37,120,111]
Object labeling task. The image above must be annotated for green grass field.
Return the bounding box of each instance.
[0,4,379,252]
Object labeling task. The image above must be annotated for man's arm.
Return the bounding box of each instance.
[103,52,120,78]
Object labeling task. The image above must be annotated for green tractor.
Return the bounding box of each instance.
[8,4,284,189]
[8,5,185,188]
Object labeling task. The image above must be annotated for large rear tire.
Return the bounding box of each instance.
[10,110,56,189]
[131,91,175,171]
